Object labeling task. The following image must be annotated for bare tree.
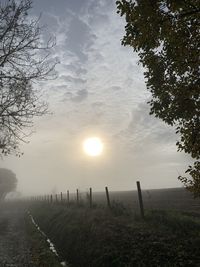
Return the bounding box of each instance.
[0,0,56,156]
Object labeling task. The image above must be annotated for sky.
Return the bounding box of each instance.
[0,0,193,196]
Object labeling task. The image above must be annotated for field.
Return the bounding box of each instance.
[45,187,200,212]
[29,187,200,267]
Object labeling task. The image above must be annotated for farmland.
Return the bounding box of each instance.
[28,187,200,267]
[41,187,200,212]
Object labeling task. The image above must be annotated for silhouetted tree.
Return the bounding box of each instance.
[0,0,56,156]
[0,168,17,201]
[117,0,200,196]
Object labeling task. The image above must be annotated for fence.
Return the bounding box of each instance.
[30,181,145,218]
[30,181,200,218]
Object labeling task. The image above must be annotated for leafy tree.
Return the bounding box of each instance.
[116,0,200,196]
[0,0,56,156]
[0,168,17,201]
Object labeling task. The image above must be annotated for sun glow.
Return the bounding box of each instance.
[83,137,103,157]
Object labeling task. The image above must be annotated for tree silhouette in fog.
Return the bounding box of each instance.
[117,0,200,196]
[0,0,57,156]
[0,168,17,201]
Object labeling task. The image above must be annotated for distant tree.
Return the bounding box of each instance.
[0,0,56,156]
[116,0,200,197]
[0,168,17,201]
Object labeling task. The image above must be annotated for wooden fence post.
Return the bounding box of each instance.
[55,194,58,203]
[76,189,79,204]
[89,187,92,208]
[67,190,69,204]
[136,181,144,219]
[60,192,63,202]
[105,186,111,209]
[50,194,53,203]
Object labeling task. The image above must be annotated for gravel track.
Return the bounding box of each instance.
[0,203,34,267]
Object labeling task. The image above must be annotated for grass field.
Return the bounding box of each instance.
[48,187,200,212]
[29,188,200,267]
[25,211,62,267]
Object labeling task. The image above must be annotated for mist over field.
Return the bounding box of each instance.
[0,0,194,197]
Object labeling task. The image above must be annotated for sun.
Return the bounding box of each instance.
[83,137,103,157]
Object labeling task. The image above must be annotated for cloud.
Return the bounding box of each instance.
[128,102,176,143]
[60,75,86,84]
[109,86,122,91]
[92,101,104,107]
[71,89,88,102]
[114,101,177,156]
[65,17,96,62]
[64,64,87,75]
[32,0,85,17]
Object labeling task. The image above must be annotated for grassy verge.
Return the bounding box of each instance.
[30,202,200,267]
[25,211,62,267]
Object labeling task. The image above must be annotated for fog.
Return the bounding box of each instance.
[0,0,193,196]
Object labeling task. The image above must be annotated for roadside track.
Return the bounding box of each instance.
[0,202,34,267]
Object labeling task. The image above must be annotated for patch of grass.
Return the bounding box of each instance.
[146,209,200,234]
[25,212,62,267]
[30,203,200,267]
[0,218,8,234]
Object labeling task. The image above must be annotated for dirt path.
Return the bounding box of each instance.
[0,203,34,267]
[0,202,62,267]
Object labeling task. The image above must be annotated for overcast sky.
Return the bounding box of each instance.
[1,0,193,195]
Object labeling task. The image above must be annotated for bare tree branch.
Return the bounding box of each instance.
[0,0,57,156]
